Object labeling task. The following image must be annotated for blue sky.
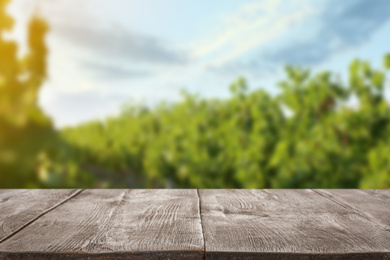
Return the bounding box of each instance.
[7,0,390,128]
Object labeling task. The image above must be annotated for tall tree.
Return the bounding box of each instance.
[0,0,53,187]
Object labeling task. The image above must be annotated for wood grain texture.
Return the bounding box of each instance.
[0,190,27,199]
[204,252,390,260]
[0,251,203,260]
[199,189,390,258]
[0,189,204,259]
[314,189,390,229]
[0,189,81,242]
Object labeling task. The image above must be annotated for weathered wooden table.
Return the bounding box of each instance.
[0,190,389,259]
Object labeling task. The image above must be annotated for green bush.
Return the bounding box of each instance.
[58,54,390,188]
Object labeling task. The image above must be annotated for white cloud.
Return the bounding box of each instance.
[191,0,316,67]
[213,7,315,67]
[191,0,280,60]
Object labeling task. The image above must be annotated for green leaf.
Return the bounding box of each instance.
[371,71,384,90]
[383,53,390,69]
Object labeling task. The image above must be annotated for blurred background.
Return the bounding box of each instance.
[1,0,390,188]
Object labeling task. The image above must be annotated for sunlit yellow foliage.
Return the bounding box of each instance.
[0,0,53,187]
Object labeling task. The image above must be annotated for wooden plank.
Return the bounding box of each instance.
[314,189,390,228]
[0,189,204,259]
[0,189,81,242]
[199,189,390,259]
[0,189,27,199]
[0,251,202,260]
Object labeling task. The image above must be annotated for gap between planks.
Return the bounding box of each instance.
[0,189,84,244]
[196,189,206,260]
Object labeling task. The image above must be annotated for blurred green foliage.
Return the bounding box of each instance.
[1,0,390,188]
[57,54,390,189]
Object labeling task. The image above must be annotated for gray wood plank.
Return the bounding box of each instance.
[314,189,390,229]
[199,189,390,259]
[0,189,204,259]
[0,189,81,242]
[0,190,27,199]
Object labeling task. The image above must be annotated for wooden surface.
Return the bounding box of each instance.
[199,189,390,259]
[0,190,203,259]
[0,189,389,259]
[0,189,81,242]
